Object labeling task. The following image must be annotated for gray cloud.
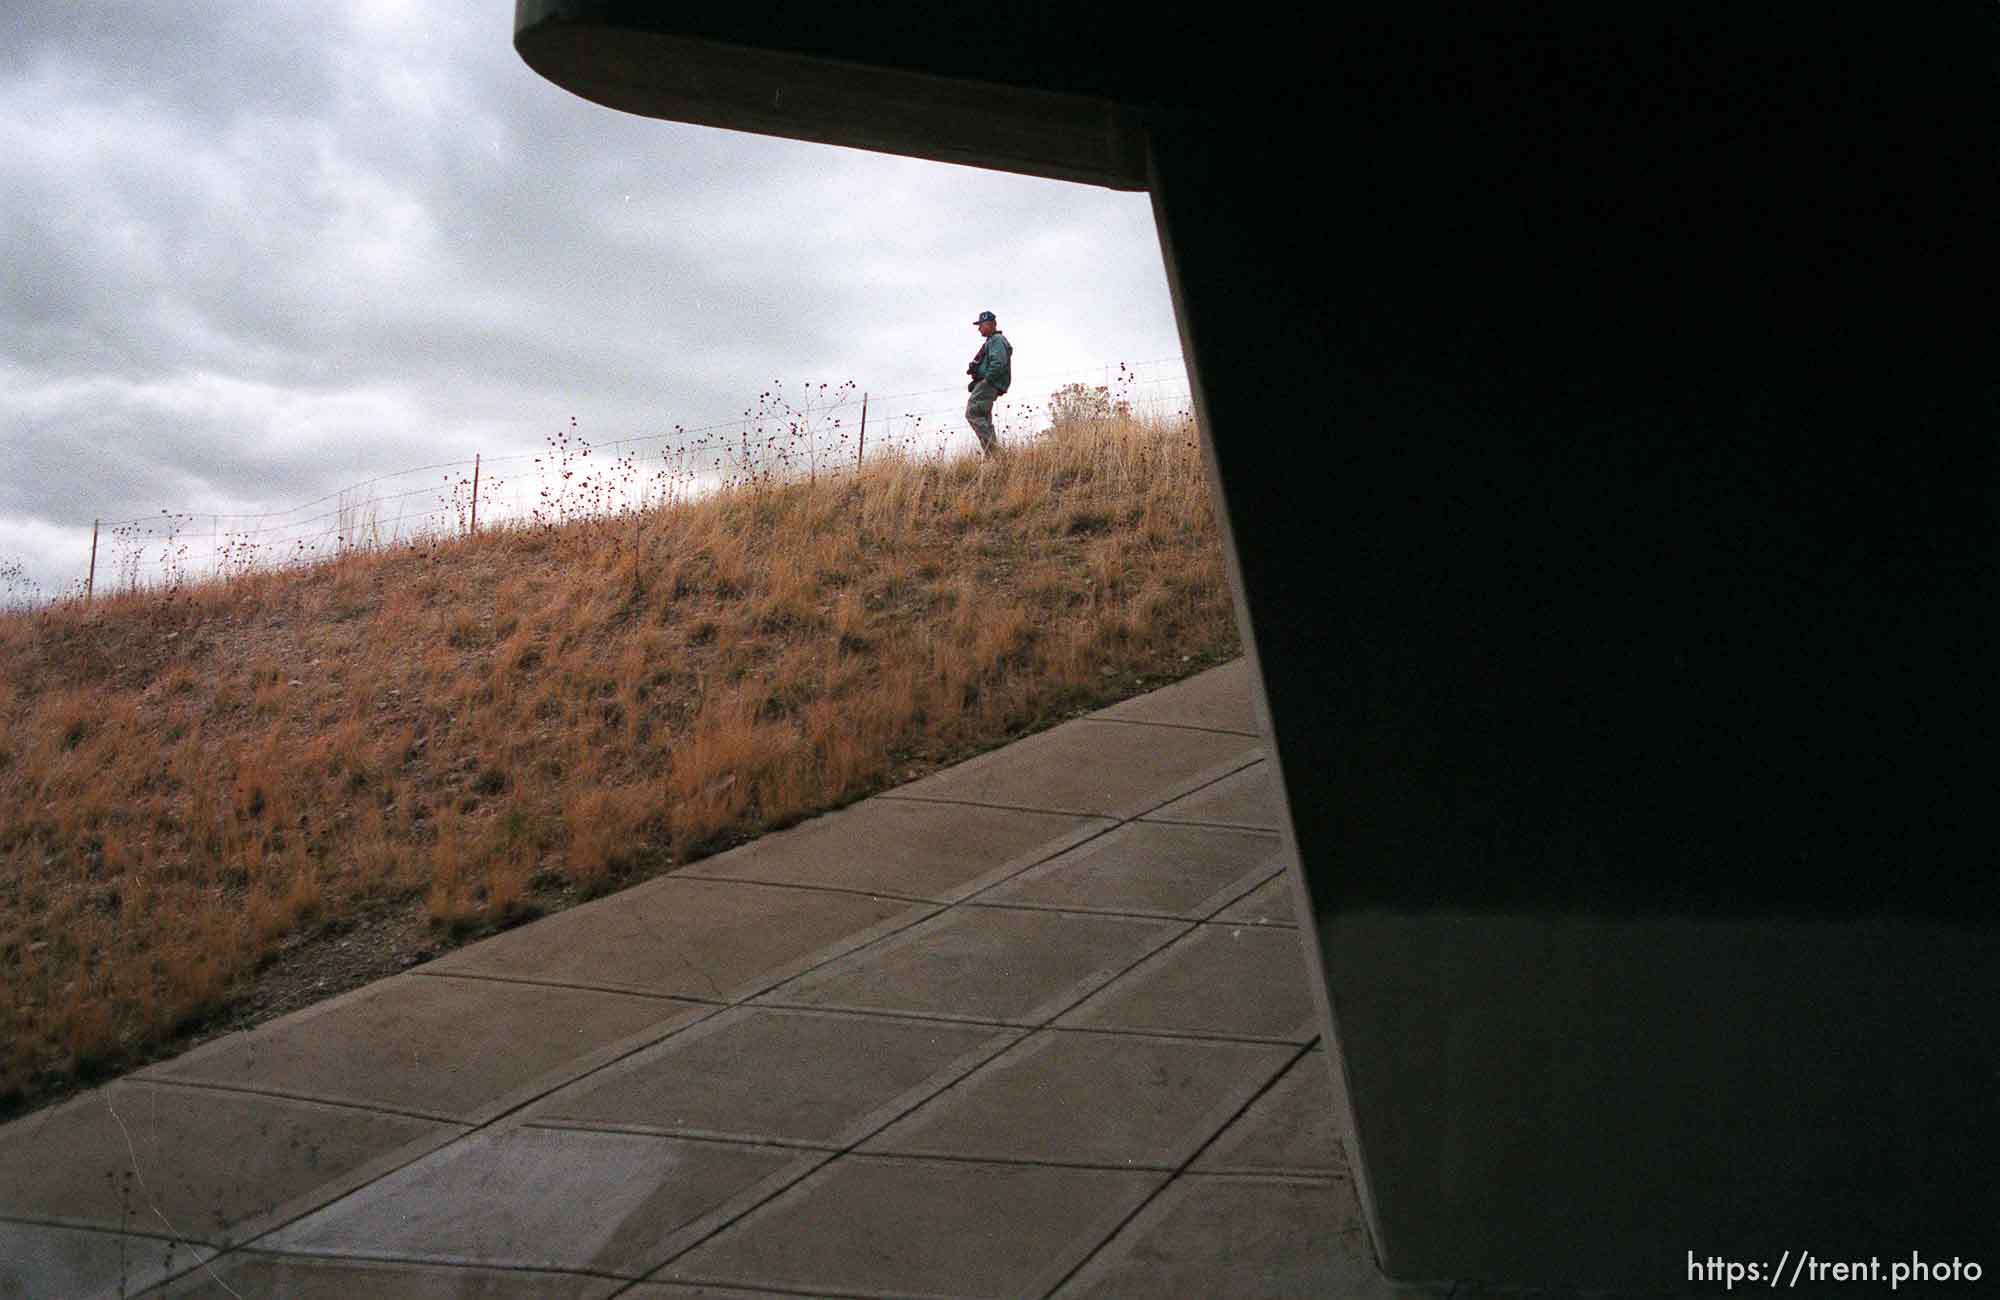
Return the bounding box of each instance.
[0,1,1184,597]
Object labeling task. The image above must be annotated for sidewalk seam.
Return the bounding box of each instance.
[1034,1040,1320,1299]
[1082,715,1260,738]
[97,1075,464,1126]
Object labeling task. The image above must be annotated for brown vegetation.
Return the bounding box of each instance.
[0,409,1238,1114]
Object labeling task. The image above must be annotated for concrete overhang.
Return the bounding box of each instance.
[513,2,1151,190]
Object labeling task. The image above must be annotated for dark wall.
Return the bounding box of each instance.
[1151,17,1994,922]
[1142,26,1995,1271]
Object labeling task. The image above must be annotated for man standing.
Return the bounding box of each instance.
[965,310,1012,455]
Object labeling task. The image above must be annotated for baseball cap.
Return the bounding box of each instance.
[974,311,997,324]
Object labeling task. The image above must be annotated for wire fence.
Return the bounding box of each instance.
[55,357,1193,599]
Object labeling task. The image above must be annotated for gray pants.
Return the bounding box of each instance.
[965,381,1001,454]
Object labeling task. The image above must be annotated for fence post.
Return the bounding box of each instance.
[858,392,868,470]
[86,519,98,604]
[470,453,481,534]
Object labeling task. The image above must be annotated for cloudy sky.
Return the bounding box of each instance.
[0,2,1187,599]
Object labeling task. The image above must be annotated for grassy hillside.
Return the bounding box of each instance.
[0,411,1240,1114]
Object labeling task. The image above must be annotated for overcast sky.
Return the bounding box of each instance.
[0,2,1187,599]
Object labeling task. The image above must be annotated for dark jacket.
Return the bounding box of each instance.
[971,332,1012,394]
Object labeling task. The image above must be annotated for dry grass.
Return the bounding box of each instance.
[0,410,1237,1111]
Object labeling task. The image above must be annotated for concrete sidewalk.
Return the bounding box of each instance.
[0,660,1441,1300]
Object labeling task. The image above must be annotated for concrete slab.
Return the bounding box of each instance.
[1092,658,1260,734]
[975,820,1281,918]
[881,717,1260,819]
[0,1220,214,1300]
[531,1006,1015,1147]
[685,797,1111,901]
[757,905,1185,1025]
[660,1153,1162,1299]
[863,1029,1294,1169]
[1209,872,1298,926]
[141,973,707,1123]
[623,1285,806,1299]
[149,1252,623,1299]
[1057,923,1319,1042]
[1051,1174,1406,1299]
[1194,1048,1347,1176]
[1141,760,1284,830]
[0,1080,454,1246]
[429,876,933,1001]
[155,1260,798,1299]
[264,1126,809,1276]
